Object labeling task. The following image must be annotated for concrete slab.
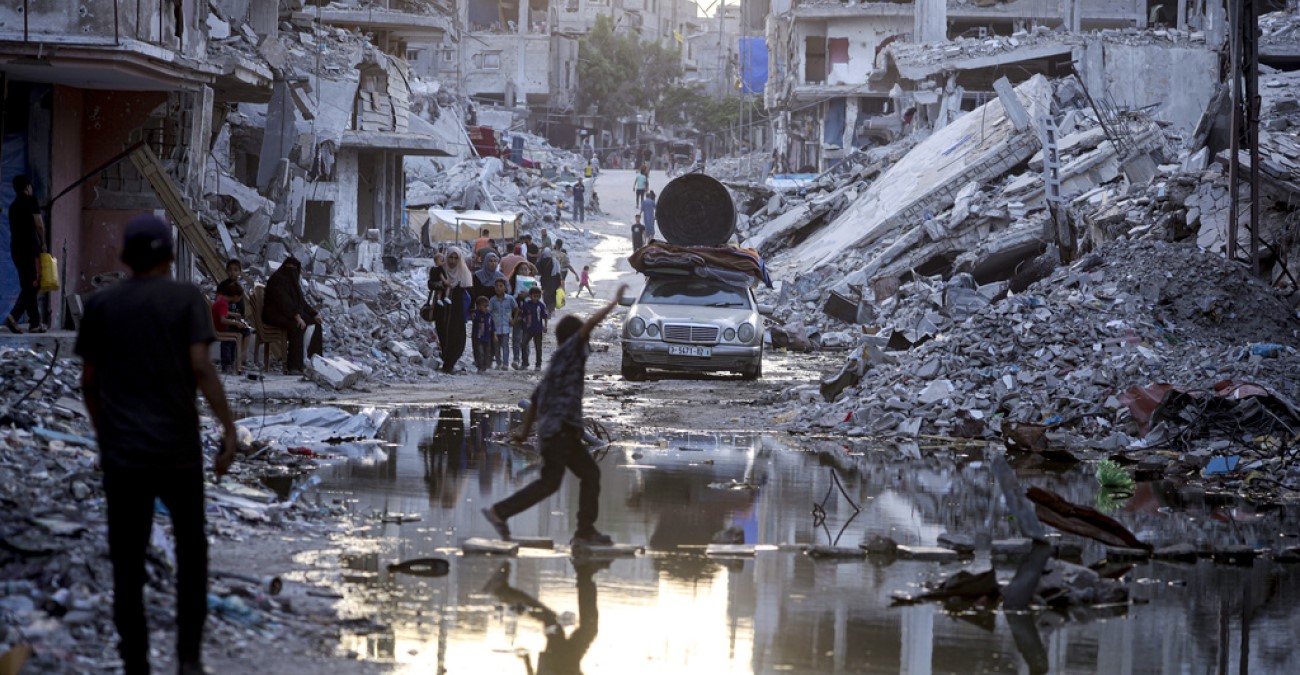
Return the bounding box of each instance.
[514,536,554,550]
[706,544,758,557]
[802,76,1052,283]
[807,545,867,559]
[570,543,642,558]
[895,545,960,562]
[462,538,520,555]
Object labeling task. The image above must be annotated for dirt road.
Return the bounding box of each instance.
[342,168,830,431]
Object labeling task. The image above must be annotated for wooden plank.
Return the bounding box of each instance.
[129,145,226,281]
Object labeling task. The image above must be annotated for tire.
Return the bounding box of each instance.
[741,357,762,381]
[621,353,646,381]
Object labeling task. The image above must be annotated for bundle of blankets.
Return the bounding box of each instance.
[628,241,772,288]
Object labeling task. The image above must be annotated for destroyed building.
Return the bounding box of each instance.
[763,0,1227,171]
[1,0,232,321]
[448,0,580,116]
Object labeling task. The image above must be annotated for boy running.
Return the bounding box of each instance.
[483,285,629,546]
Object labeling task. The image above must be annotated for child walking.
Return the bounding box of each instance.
[574,265,594,297]
[470,296,494,373]
[487,279,518,370]
[483,285,630,546]
[518,286,549,370]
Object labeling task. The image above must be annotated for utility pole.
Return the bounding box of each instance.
[1228,0,1262,277]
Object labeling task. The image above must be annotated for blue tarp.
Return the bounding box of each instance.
[739,37,768,95]
[823,98,846,146]
[0,133,27,319]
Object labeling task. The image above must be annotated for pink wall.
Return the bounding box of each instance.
[58,89,167,295]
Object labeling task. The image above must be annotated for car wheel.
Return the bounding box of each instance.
[621,354,646,381]
[741,358,762,381]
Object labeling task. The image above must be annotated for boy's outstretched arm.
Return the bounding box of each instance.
[578,285,628,341]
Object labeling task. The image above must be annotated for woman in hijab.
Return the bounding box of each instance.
[432,248,473,373]
[263,256,324,374]
[471,251,506,304]
[538,247,563,312]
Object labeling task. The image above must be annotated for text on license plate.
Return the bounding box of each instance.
[669,345,712,357]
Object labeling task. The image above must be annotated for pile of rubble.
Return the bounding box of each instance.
[0,348,366,672]
[747,18,1300,351]
[776,239,1300,486]
[406,131,592,228]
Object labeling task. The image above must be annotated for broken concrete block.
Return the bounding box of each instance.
[347,303,376,322]
[992,538,1034,560]
[807,546,866,559]
[386,341,423,362]
[918,379,954,404]
[462,538,519,555]
[936,533,976,554]
[242,210,272,252]
[895,545,959,562]
[349,276,383,302]
[861,535,898,555]
[307,355,367,390]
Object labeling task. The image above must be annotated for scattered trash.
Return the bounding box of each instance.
[387,558,450,577]
[1203,455,1241,476]
[1027,486,1150,550]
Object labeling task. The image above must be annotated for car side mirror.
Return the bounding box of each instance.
[618,297,635,307]
[758,304,775,317]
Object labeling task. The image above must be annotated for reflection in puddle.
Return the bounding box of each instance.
[299,408,1300,674]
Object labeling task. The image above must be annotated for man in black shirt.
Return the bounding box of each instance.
[483,285,627,546]
[5,175,47,333]
[77,214,238,675]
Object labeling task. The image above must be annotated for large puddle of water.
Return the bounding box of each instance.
[291,407,1300,674]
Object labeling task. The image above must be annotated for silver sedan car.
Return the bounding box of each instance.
[620,277,765,380]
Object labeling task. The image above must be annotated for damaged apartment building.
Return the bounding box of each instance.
[1,0,461,326]
[410,0,579,131]
[764,0,1228,172]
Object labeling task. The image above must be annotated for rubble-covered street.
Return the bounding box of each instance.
[5,1,1300,674]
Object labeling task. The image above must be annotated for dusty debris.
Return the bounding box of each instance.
[0,346,362,673]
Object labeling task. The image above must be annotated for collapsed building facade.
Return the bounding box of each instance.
[763,0,1228,172]
[734,3,1300,468]
[0,0,469,324]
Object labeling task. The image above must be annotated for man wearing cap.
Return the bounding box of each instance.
[76,214,239,675]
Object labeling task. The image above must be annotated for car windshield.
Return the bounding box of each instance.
[640,279,752,308]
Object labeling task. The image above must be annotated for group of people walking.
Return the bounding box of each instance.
[427,228,586,374]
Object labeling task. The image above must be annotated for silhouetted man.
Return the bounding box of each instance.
[77,214,238,675]
[5,175,46,333]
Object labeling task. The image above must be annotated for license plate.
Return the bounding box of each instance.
[669,345,712,358]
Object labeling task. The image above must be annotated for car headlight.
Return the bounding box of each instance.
[628,317,645,337]
[723,327,736,341]
[738,323,756,343]
[647,323,660,337]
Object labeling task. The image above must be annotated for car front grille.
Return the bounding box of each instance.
[663,324,719,344]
